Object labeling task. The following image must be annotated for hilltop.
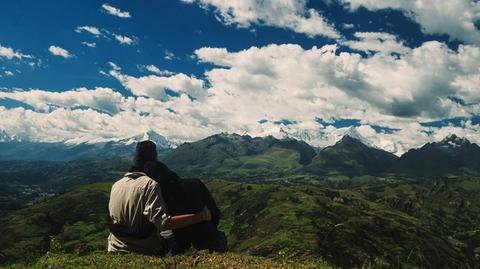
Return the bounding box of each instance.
[4,251,335,269]
[1,178,479,268]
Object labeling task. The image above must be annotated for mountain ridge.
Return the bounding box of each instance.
[1,129,479,178]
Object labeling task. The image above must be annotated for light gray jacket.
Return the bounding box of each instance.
[107,172,170,254]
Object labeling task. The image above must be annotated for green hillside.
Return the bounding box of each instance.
[4,251,334,269]
[306,136,398,177]
[1,178,479,268]
[161,133,317,181]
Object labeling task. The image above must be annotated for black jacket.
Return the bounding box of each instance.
[143,161,221,250]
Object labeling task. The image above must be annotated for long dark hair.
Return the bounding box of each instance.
[129,140,158,172]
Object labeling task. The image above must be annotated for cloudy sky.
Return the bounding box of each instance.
[0,0,479,155]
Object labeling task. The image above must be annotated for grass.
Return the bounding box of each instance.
[1,178,480,268]
[3,251,335,269]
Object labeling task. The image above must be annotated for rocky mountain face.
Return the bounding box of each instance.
[394,134,480,175]
[305,130,399,176]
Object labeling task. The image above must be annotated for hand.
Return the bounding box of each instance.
[200,206,212,222]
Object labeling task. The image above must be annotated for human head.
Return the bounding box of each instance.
[132,140,157,171]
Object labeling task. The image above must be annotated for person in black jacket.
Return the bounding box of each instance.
[143,161,228,254]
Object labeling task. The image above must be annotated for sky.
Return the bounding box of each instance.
[0,0,479,155]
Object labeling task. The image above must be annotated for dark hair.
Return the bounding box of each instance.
[129,140,157,172]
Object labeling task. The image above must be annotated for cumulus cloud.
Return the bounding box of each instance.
[4,70,14,76]
[81,41,97,48]
[196,42,480,120]
[164,50,176,60]
[49,45,73,58]
[75,26,103,37]
[339,0,480,44]
[2,41,480,155]
[113,34,135,45]
[343,32,409,54]
[0,87,125,114]
[109,63,206,101]
[75,26,136,46]
[140,65,176,76]
[180,0,341,39]
[102,3,131,18]
[0,44,33,60]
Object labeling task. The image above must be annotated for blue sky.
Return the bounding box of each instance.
[0,0,479,154]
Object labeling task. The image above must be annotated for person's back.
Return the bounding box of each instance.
[107,140,212,255]
[143,161,228,253]
[108,171,169,254]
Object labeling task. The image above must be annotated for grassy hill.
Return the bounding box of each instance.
[4,252,335,269]
[161,133,317,182]
[305,136,398,177]
[1,178,479,268]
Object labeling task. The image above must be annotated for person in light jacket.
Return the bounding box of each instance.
[107,140,211,255]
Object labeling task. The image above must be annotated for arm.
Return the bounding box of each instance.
[144,181,211,231]
[164,206,211,230]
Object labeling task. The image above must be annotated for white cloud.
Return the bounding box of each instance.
[140,65,176,76]
[75,26,103,37]
[113,34,135,45]
[4,71,14,76]
[109,63,206,101]
[102,3,131,18]
[81,41,97,48]
[2,41,480,155]
[164,50,176,60]
[49,46,73,58]
[180,0,341,39]
[343,32,409,54]
[0,44,33,60]
[0,87,125,114]
[75,26,136,46]
[340,0,480,44]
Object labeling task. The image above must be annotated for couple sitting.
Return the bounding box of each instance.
[107,140,228,255]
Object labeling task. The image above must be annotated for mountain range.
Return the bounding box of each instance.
[0,130,479,268]
[0,129,479,178]
[0,130,172,161]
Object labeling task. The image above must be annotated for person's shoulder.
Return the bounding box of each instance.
[113,172,157,188]
[138,174,160,189]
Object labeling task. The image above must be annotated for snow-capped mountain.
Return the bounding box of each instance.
[395,134,480,175]
[341,127,376,148]
[305,129,399,176]
[116,130,173,150]
[0,130,174,161]
[439,134,471,149]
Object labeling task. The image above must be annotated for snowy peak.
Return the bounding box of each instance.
[439,134,470,148]
[340,128,373,147]
[118,130,172,149]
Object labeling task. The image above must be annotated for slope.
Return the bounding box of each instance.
[161,133,316,181]
[394,134,480,176]
[306,135,399,177]
[1,178,479,268]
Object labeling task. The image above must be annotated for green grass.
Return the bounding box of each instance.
[3,252,335,269]
[1,178,480,268]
